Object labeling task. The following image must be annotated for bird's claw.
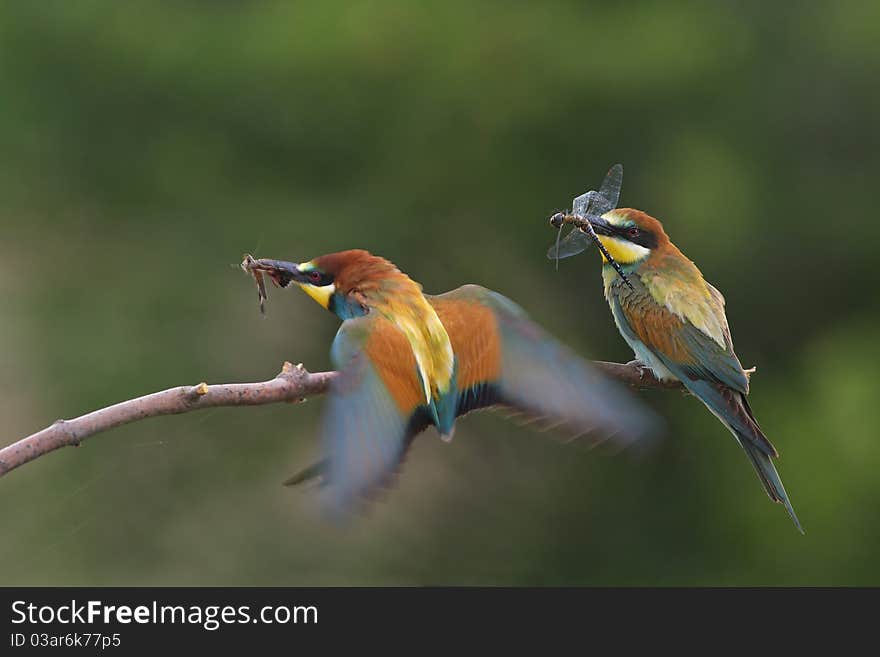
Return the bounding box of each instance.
[626,359,649,380]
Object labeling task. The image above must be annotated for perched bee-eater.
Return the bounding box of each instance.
[249,250,655,513]
[580,209,802,532]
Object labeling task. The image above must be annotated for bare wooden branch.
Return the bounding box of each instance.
[0,362,337,479]
[592,360,684,390]
[0,359,678,480]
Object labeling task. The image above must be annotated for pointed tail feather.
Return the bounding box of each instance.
[741,440,803,534]
[683,380,802,532]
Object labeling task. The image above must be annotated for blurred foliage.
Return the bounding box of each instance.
[1,1,878,585]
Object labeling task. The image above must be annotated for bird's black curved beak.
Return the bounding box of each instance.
[244,258,305,287]
[587,215,615,236]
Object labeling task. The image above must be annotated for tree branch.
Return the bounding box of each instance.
[0,362,337,479]
[591,360,684,390]
[0,359,679,480]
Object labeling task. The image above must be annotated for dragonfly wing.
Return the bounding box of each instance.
[572,190,595,216]
[592,163,623,215]
[546,227,591,260]
[550,164,623,260]
[597,163,623,207]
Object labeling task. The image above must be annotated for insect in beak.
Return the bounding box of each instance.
[241,254,269,314]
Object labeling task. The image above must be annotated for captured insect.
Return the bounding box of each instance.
[241,254,302,314]
[546,164,634,290]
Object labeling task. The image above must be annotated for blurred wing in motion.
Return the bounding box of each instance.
[285,315,430,515]
[289,280,658,515]
[432,285,659,447]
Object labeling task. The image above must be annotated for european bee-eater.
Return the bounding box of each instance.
[249,250,655,513]
[581,209,802,532]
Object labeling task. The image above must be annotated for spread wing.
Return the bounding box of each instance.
[285,315,430,514]
[431,285,658,447]
[289,284,659,513]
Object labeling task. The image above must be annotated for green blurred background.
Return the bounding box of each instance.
[2,1,878,585]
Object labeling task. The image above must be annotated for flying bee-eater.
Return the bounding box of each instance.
[245,250,656,513]
[579,209,802,532]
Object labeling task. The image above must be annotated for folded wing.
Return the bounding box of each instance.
[611,278,774,456]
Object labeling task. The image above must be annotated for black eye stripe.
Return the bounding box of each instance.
[612,225,657,249]
[305,271,334,286]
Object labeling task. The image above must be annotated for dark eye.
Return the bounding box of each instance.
[309,271,322,283]
[627,227,640,238]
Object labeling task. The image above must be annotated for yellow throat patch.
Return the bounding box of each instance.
[596,235,651,265]
[299,282,336,309]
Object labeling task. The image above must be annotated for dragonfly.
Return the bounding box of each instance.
[546,163,633,290]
